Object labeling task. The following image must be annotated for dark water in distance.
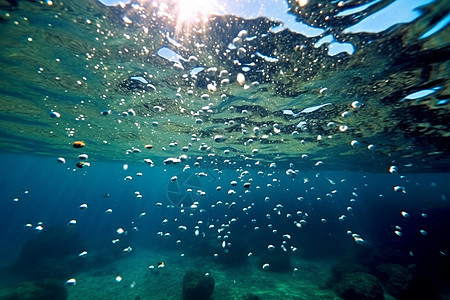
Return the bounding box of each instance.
[0,0,449,299]
[1,154,449,299]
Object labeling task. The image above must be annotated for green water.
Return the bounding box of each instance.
[0,0,449,172]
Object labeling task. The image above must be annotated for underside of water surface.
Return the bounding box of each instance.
[0,0,448,172]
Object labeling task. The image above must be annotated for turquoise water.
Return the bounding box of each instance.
[0,0,449,299]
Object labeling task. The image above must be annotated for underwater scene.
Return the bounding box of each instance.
[0,0,449,299]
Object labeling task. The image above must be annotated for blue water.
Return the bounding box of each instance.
[1,154,449,279]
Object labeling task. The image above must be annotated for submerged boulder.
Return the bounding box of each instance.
[331,261,369,283]
[242,293,260,300]
[335,272,384,300]
[10,225,85,280]
[376,263,434,300]
[376,264,414,299]
[182,270,215,300]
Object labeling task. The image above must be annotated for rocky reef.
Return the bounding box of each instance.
[182,270,215,300]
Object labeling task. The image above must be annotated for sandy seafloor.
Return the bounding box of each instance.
[66,248,395,300]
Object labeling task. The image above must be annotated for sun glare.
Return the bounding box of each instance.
[175,0,221,24]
